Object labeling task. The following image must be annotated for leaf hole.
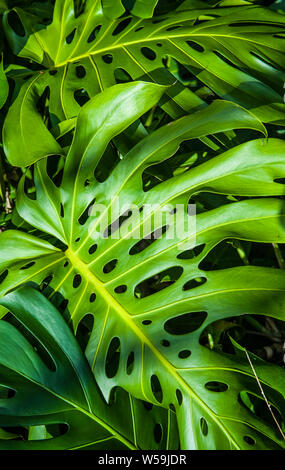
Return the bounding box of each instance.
[88,244,98,254]
[73,274,82,288]
[0,270,8,285]
[205,381,228,392]
[200,417,208,436]
[166,25,182,31]
[243,436,255,446]
[177,244,205,260]
[176,389,183,406]
[112,17,132,36]
[87,25,102,43]
[20,261,35,270]
[164,311,207,335]
[126,351,134,375]
[7,10,25,37]
[183,276,207,291]
[274,178,285,185]
[186,40,204,52]
[76,314,94,351]
[160,339,170,347]
[78,198,96,225]
[151,375,163,403]
[141,47,156,61]
[114,285,127,294]
[103,259,118,274]
[134,266,183,299]
[105,337,120,378]
[74,88,90,106]
[40,275,53,291]
[142,320,152,325]
[143,401,153,411]
[89,293,96,303]
[178,350,191,359]
[129,225,169,256]
[102,54,113,64]
[114,68,132,84]
[66,28,76,44]
[75,65,86,78]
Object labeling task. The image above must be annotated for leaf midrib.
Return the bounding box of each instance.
[65,247,240,449]
[52,32,279,68]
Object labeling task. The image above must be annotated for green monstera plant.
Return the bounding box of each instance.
[0,80,285,449]
[2,0,285,165]
[1,0,285,452]
[0,286,179,450]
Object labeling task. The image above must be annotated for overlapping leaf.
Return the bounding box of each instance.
[2,0,285,165]
[0,81,285,449]
[0,286,179,449]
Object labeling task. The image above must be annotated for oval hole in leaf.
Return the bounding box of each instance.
[66,28,76,44]
[205,381,228,392]
[143,401,153,411]
[89,293,96,303]
[78,198,96,225]
[239,391,284,431]
[114,68,132,84]
[183,276,207,291]
[20,261,35,270]
[0,385,16,399]
[129,226,168,255]
[73,274,82,288]
[102,54,113,64]
[243,435,255,446]
[88,244,98,254]
[105,337,120,378]
[114,285,127,294]
[0,270,8,285]
[166,25,182,31]
[178,350,191,359]
[74,88,90,106]
[200,417,208,436]
[76,314,94,351]
[186,40,204,52]
[141,47,156,61]
[177,244,205,260]
[112,17,132,36]
[164,311,207,335]
[274,178,285,185]
[176,389,183,405]
[75,65,86,78]
[135,266,183,299]
[87,25,102,43]
[103,259,118,274]
[126,351,134,375]
[151,375,163,403]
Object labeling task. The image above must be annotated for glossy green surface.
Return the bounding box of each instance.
[0,81,285,449]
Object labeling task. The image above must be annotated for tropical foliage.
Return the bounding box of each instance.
[0,0,285,451]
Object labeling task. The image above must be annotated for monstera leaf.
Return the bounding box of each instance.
[2,0,285,165]
[1,81,285,449]
[0,286,179,449]
[0,55,8,109]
